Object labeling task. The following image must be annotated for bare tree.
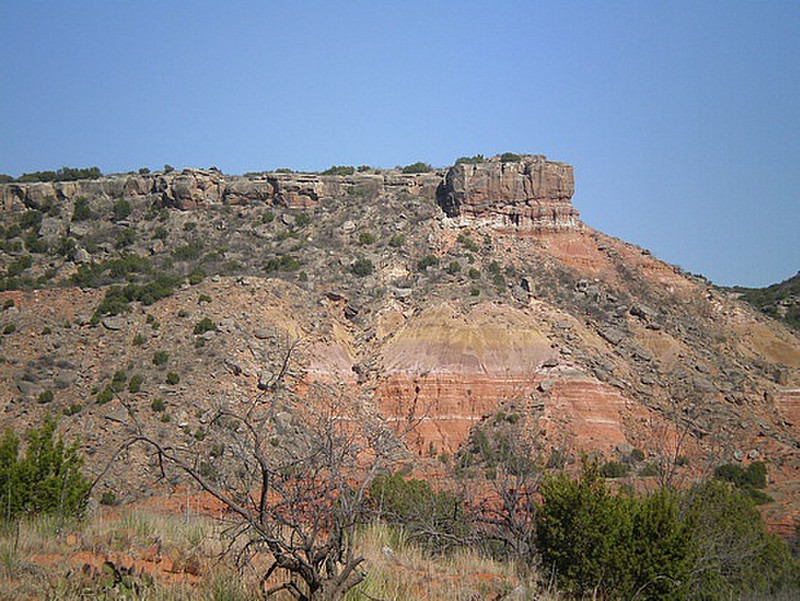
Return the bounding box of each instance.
[118,382,405,601]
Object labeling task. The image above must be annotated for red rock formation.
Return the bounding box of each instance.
[376,303,554,453]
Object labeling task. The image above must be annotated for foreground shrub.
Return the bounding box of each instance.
[0,416,90,519]
[536,461,795,600]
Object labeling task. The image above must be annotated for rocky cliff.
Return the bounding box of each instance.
[2,155,580,232]
[436,155,580,232]
[1,167,443,212]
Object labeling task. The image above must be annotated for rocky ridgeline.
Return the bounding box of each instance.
[1,155,581,232]
[1,167,436,211]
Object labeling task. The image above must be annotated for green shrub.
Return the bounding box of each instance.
[172,241,204,261]
[417,254,439,271]
[63,403,83,416]
[499,152,522,163]
[110,370,127,392]
[536,461,794,600]
[630,448,645,462]
[132,333,145,346]
[90,287,130,324]
[468,267,481,280]
[0,416,91,519]
[714,461,767,489]
[401,161,432,174]
[600,460,630,478]
[17,166,100,183]
[639,463,662,477]
[150,398,166,413]
[358,232,375,245]
[351,258,374,277]
[446,261,461,275]
[152,350,169,366]
[368,473,470,552]
[388,234,405,248]
[55,236,77,260]
[23,232,46,254]
[99,491,119,506]
[114,227,136,249]
[538,463,683,598]
[128,374,143,394]
[165,371,180,385]
[264,254,300,272]
[6,255,32,278]
[96,386,114,405]
[2,299,14,310]
[37,389,54,404]
[322,165,355,176]
[455,154,485,165]
[71,197,93,222]
[470,287,480,296]
[2,323,16,335]
[18,209,43,231]
[193,317,217,335]
[112,199,132,221]
[187,268,205,285]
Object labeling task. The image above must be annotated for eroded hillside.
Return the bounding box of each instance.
[0,155,797,534]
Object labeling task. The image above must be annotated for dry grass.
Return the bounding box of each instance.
[0,511,560,600]
[345,522,561,601]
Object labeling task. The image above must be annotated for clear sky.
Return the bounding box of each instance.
[1,1,797,287]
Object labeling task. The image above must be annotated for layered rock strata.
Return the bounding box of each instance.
[0,168,443,212]
[1,155,582,233]
[436,155,580,232]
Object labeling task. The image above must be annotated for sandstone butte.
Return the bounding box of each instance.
[0,154,797,536]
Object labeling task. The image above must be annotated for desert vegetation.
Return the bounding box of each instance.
[0,396,795,600]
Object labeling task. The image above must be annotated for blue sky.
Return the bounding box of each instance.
[1,1,797,287]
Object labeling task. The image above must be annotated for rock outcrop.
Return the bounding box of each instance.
[0,168,443,213]
[1,155,581,232]
[437,155,580,232]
